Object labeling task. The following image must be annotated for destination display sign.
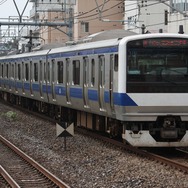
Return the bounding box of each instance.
[143,38,188,48]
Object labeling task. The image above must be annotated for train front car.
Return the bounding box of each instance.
[118,33,188,147]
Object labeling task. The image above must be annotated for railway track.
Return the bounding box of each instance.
[148,148,188,167]
[0,165,19,188]
[76,127,188,174]
[1,99,188,178]
[0,135,70,188]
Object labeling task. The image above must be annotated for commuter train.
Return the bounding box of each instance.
[0,31,188,147]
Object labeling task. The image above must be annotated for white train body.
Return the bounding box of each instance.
[0,33,188,147]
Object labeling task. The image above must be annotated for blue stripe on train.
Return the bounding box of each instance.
[2,83,137,106]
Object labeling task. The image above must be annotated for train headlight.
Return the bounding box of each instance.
[163,117,176,128]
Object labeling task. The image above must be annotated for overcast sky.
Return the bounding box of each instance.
[0,0,32,20]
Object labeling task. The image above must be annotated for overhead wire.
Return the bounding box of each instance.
[74,1,123,20]
[0,0,183,41]
[39,1,124,36]
[73,0,111,18]
[73,0,170,24]
[131,0,187,31]
[28,0,161,37]
[38,0,168,37]
[0,0,8,5]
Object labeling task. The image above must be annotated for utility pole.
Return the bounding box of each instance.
[0,0,74,45]
[94,0,108,20]
[68,6,74,41]
[12,0,29,23]
[28,30,32,52]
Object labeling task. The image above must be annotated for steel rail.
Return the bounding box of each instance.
[76,127,188,173]
[0,135,70,188]
[1,99,187,174]
[0,165,20,188]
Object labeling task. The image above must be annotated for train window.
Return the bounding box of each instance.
[1,64,3,77]
[39,61,43,81]
[30,62,33,81]
[73,60,80,85]
[99,56,105,86]
[34,63,38,82]
[52,59,55,82]
[44,63,47,81]
[25,63,29,81]
[1,64,3,76]
[4,64,6,78]
[57,61,64,84]
[66,58,70,86]
[6,64,8,78]
[15,63,17,79]
[114,54,118,72]
[11,64,14,79]
[18,64,21,80]
[9,63,11,78]
[47,62,50,82]
[22,62,24,80]
[3,64,5,78]
[83,57,89,85]
[91,59,95,86]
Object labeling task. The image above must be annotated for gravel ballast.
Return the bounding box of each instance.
[0,102,187,188]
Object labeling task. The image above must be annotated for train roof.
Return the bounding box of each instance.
[48,30,137,54]
[81,29,137,42]
[1,31,188,62]
[32,29,137,51]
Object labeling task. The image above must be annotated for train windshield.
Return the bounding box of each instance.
[127,38,188,93]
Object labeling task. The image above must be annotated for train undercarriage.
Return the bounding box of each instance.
[1,91,188,147]
[0,91,122,137]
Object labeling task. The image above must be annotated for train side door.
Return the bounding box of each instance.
[0,64,3,89]
[12,63,15,92]
[98,55,106,111]
[83,57,89,108]
[51,59,56,101]
[9,62,13,91]
[16,63,21,93]
[66,58,71,104]
[39,60,43,98]
[46,61,51,102]
[22,62,25,94]
[109,54,115,112]
[30,61,33,96]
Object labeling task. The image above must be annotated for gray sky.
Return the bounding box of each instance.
[0,0,32,20]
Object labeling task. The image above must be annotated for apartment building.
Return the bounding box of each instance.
[29,0,188,47]
[169,0,188,33]
[124,0,188,34]
[73,0,124,41]
[29,0,124,45]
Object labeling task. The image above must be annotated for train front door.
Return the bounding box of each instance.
[98,56,106,111]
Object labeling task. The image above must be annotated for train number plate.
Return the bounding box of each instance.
[161,130,177,139]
